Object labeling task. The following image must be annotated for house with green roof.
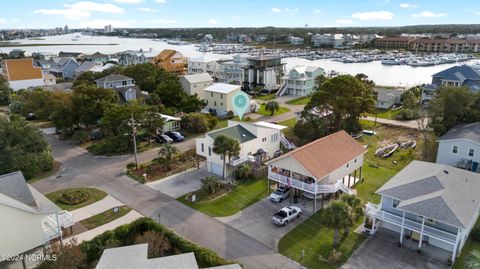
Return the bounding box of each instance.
[195,121,287,177]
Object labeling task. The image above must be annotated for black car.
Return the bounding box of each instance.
[164,131,185,142]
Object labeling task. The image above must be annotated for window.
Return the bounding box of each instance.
[417,216,435,225]
[221,94,223,99]
[346,163,349,168]
[211,92,213,97]
[392,199,400,208]
[271,133,279,142]
[469,148,475,157]
[214,101,217,106]
[452,146,458,154]
[221,103,223,106]
[208,147,211,156]
[201,143,204,152]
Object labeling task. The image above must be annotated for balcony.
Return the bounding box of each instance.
[268,170,353,194]
[230,156,250,166]
[366,203,458,245]
[42,215,61,241]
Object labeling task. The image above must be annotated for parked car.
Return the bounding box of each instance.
[164,131,185,142]
[269,186,290,202]
[155,134,173,144]
[272,206,302,226]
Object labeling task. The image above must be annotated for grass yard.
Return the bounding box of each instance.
[286,96,311,105]
[46,188,107,211]
[278,117,297,128]
[279,122,428,269]
[278,214,367,269]
[364,108,402,121]
[178,178,269,217]
[80,206,131,230]
[278,117,303,147]
[453,218,480,269]
[255,93,277,101]
[256,103,290,117]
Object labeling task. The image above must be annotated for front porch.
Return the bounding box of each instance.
[363,202,462,263]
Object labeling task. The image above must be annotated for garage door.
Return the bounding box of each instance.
[209,162,223,176]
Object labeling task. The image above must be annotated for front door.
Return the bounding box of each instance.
[472,162,479,173]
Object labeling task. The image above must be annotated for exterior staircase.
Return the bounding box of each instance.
[276,83,288,97]
[280,135,296,150]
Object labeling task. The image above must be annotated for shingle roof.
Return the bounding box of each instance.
[204,83,240,94]
[432,65,480,82]
[268,131,367,180]
[438,122,480,144]
[0,171,61,214]
[182,73,213,84]
[207,124,256,144]
[377,161,480,228]
[374,88,404,102]
[95,74,133,84]
[76,61,97,73]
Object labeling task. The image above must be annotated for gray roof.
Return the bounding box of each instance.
[377,161,480,228]
[0,171,61,214]
[96,244,241,269]
[374,88,404,102]
[95,74,133,84]
[75,61,97,73]
[181,73,213,84]
[433,65,480,82]
[438,122,480,144]
[207,124,256,144]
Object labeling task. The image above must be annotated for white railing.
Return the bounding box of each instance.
[366,202,458,245]
[230,157,249,166]
[42,215,61,241]
[58,211,75,228]
[280,135,296,150]
[276,82,288,96]
[268,170,353,194]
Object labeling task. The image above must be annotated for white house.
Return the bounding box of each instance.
[436,122,480,173]
[279,66,324,97]
[196,121,286,177]
[364,161,480,263]
[374,87,404,109]
[96,244,241,269]
[179,73,214,99]
[204,83,241,117]
[187,55,218,75]
[0,172,74,261]
[266,131,367,213]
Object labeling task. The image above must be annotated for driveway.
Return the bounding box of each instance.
[146,166,214,198]
[217,195,319,250]
[342,229,451,269]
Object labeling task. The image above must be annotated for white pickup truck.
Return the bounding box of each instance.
[272,206,302,226]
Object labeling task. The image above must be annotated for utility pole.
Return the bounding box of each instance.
[128,114,139,169]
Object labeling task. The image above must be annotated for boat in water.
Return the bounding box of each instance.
[381,58,404,65]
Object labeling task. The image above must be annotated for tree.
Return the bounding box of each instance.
[306,75,376,133]
[36,239,86,269]
[293,110,330,144]
[0,76,11,105]
[212,135,240,180]
[265,100,280,116]
[314,74,327,88]
[157,143,179,170]
[180,113,211,134]
[0,115,53,180]
[428,86,480,136]
[123,63,157,92]
[134,231,171,258]
[340,194,364,235]
[319,201,351,249]
[200,176,224,195]
[72,84,118,126]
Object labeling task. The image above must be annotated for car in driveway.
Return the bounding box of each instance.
[269,186,290,202]
[272,206,302,226]
[156,134,173,144]
[165,131,185,142]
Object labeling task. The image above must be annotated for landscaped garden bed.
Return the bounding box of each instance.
[46,187,107,211]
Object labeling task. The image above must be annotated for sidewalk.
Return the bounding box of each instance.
[65,210,143,244]
[70,195,124,222]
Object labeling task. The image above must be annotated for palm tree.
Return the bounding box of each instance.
[157,143,179,170]
[265,100,280,116]
[340,194,364,235]
[320,201,351,249]
[213,135,240,180]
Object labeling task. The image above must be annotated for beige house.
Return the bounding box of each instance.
[179,73,214,99]
[204,83,241,117]
[0,172,74,261]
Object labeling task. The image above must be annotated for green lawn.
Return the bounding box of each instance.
[46,188,108,211]
[256,104,290,117]
[255,93,277,101]
[279,122,423,268]
[453,218,480,269]
[277,117,302,147]
[278,117,297,128]
[364,108,402,120]
[286,96,311,105]
[178,178,269,217]
[278,213,367,269]
[80,206,131,230]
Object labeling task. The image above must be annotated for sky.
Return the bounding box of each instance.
[0,0,479,29]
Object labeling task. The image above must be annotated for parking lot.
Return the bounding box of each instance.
[217,193,327,250]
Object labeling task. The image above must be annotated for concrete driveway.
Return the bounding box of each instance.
[217,195,317,250]
[146,166,214,198]
[342,229,451,269]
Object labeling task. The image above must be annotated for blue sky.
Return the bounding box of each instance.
[1,0,479,29]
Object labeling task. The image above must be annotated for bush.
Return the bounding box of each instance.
[224,110,234,119]
[395,108,419,120]
[126,162,136,169]
[181,112,211,134]
[472,227,480,242]
[87,136,131,156]
[205,114,218,130]
[235,163,252,180]
[58,190,91,205]
[72,130,90,145]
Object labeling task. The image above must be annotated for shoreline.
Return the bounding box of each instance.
[0,42,119,48]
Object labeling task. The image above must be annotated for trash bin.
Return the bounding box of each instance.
[293,195,298,203]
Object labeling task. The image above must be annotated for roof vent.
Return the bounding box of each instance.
[443,170,449,174]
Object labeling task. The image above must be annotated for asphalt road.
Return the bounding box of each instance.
[33,136,304,269]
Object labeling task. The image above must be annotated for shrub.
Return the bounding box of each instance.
[235,163,252,180]
[87,136,131,156]
[395,108,419,120]
[126,162,136,169]
[224,110,234,119]
[206,114,218,130]
[472,227,480,242]
[181,113,210,134]
[72,130,90,145]
[58,190,91,205]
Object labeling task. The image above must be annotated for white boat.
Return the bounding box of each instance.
[400,140,416,149]
[381,59,403,65]
[375,143,399,158]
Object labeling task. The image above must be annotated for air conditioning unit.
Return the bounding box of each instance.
[248,155,255,162]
